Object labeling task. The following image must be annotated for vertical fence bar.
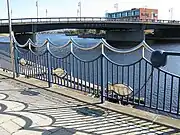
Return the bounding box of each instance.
[156,70,160,109]
[33,53,37,79]
[101,44,105,103]
[42,54,46,81]
[127,66,130,103]
[35,55,38,79]
[97,60,99,95]
[73,56,75,89]
[42,55,45,81]
[144,62,147,106]
[132,65,135,103]
[66,57,68,87]
[177,78,180,115]
[116,65,118,83]
[45,53,48,81]
[62,58,65,86]
[27,52,30,77]
[92,62,95,94]
[21,54,25,75]
[69,55,72,88]
[84,62,86,92]
[163,73,167,111]
[142,46,145,58]
[106,61,109,99]
[54,57,57,84]
[77,59,79,90]
[14,46,19,77]
[170,76,173,113]
[24,53,28,77]
[121,66,124,103]
[70,43,73,88]
[88,62,90,93]
[41,54,46,80]
[64,58,66,86]
[150,66,153,108]
[30,52,34,78]
[138,62,141,105]
[26,52,30,78]
[31,51,35,78]
[122,66,124,84]
[39,55,42,80]
[47,51,52,87]
[80,61,83,91]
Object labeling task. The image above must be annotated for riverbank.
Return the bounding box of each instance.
[0,34,9,37]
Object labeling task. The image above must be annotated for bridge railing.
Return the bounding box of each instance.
[0,17,180,25]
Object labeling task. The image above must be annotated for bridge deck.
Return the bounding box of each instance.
[1,17,180,33]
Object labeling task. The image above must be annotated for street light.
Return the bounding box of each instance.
[36,0,39,19]
[169,8,173,20]
[6,0,15,78]
[78,1,81,19]
[114,3,118,12]
[46,9,48,18]
[77,9,79,17]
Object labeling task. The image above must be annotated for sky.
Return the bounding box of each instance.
[0,0,180,20]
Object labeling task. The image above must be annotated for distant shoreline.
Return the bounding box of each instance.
[0,34,9,37]
[0,42,9,44]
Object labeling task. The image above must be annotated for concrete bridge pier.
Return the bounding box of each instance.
[14,33,36,45]
[105,29,144,47]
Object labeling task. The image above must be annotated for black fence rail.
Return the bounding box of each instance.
[11,37,180,117]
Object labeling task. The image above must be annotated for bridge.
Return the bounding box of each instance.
[1,17,180,44]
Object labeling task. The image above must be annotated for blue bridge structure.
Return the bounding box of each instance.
[1,17,180,45]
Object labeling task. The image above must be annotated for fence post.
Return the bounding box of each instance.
[14,43,19,77]
[47,42,52,87]
[101,43,105,103]
[142,46,145,58]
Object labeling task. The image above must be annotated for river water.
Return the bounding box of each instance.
[1,33,179,73]
[1,33,180,79]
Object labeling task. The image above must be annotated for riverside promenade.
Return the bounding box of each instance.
[0,70,179,135]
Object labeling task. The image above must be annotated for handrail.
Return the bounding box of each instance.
[0,17,180,25]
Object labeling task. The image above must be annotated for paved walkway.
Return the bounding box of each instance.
[0,74,179,135]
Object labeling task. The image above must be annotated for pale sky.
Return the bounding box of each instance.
[0,0,179,20]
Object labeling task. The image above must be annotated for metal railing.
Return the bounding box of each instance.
[0,17,180,25]
[11,37,180,117]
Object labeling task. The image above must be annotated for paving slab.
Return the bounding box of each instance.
[0,71,179,134]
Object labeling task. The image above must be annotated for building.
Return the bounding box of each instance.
[106,8,158,20]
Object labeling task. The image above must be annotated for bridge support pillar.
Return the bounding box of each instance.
[14,33,36,45]
[105,30,144,47]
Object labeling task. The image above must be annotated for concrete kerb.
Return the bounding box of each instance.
[0,69,180,131]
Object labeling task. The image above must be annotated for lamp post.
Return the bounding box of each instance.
[77,9,79,17]
[78,1,81,19]
[169,8,173,20]
[46,9,48,18]
[6,0,15,78]
[114,3,118,12]
[36,0,39,20]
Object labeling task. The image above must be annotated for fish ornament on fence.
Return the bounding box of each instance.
[19,58,27,66]
[53,68,67,78]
